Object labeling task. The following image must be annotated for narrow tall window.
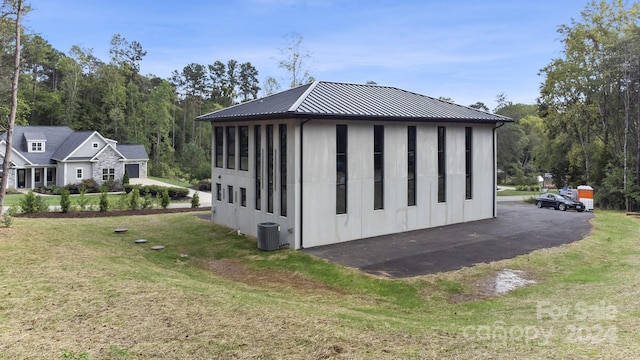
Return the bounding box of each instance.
[254,125,261,210]
[240,187,247,207]
[239,126,249,171]
[226,126,236,169]
[279,124,287,217]
[374,125,384,210]
[437,126,446,203]
[408,126,416,206]
[214,127,223,168]
[465,127,473,200]
[267,124,274,213]
[336,125,347,214]
[216,183,222,201]
[228,185,234,204]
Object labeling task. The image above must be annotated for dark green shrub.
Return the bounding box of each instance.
[198,179,212,191]
[99,191,109,212]
[160,189,170,209]
[123,170,130,185]
[100,180,120,192]
[60,188,71,213]
[18,191,50,214]
[129,188,140,210]
[81,179,99,193]
[191,192,200,208]
[124,184,188,200]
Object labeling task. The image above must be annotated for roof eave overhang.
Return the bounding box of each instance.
[196,112,512,124]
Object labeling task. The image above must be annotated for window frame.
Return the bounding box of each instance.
[226,126,236,170]
[336,124,348,214]
[239,126,249,171]
[437,126,446,203]
[279,124,287,217]
[407,126,416,206]
[373,125,384,210]
[465,127,473,200]
[214,127,224,168]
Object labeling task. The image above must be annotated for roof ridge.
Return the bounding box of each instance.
[288,81,320,112]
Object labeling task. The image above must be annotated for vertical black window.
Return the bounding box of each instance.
[240,187,247,207]
[465,127,473,200]
[279,124,287,217]
[228,185,233,203]
[254,125,261,210]
[216,183,222,201]
[408,126,416,206]
[374,125,384,210]
[267,124,274,213]
[336,125,347,214]
[214,127,223,168]
[226,126,236,169]
[438,126,446,203]
[239,126,249,171]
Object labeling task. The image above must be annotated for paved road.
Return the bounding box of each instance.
[303,202,594,278]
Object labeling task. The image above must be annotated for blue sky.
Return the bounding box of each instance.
[26,0,590,109]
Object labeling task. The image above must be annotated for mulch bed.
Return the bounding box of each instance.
[15,207,211,218]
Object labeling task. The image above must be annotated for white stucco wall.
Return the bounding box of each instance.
[300,121,496,248]
[206,119,497,249]
[209,121,296,248]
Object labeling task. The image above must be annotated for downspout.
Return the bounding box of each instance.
[299,118,311,249]
[493,121,505,218]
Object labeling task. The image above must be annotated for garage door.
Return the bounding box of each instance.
[125,164,140,178]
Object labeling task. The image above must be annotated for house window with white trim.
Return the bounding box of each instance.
[30,142,44,152]
[92,142,99,149]
[102,168,115,181]
[34,169,41,183]
[76,168,83,180]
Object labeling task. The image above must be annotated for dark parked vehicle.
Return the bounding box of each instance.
[535,193,585,212]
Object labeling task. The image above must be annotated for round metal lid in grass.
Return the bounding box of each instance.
[114,228,128,233]
[134,239,148,244]
[150,245,165,250]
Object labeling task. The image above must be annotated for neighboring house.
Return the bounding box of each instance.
[197,81,512,249]
[0,126,148,190]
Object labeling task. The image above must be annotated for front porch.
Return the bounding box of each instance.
[11,166,56,190]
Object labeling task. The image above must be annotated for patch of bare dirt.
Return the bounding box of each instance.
[206,258,345,294]
[15,207,211,218]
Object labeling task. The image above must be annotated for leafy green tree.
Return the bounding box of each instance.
[145,80,176,171]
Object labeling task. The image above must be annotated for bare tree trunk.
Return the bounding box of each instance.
[0,0,24,216]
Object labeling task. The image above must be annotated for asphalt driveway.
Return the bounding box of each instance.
[303,202,594,278]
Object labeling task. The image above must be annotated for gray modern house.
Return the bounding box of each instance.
[0,126,148,190]
[197,81,512,249]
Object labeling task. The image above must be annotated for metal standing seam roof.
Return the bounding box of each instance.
[196,81,513,123]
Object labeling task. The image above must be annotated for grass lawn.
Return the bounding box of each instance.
[0,210,639,358]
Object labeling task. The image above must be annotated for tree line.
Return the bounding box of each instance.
[3,1,638,211]
[0,12,267,180]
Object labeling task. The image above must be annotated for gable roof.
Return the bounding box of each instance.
[196,81,512,123]
[51,131,95,161]
[1,126,75,165]
[117,145,149,160]
[0,126,149,164]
